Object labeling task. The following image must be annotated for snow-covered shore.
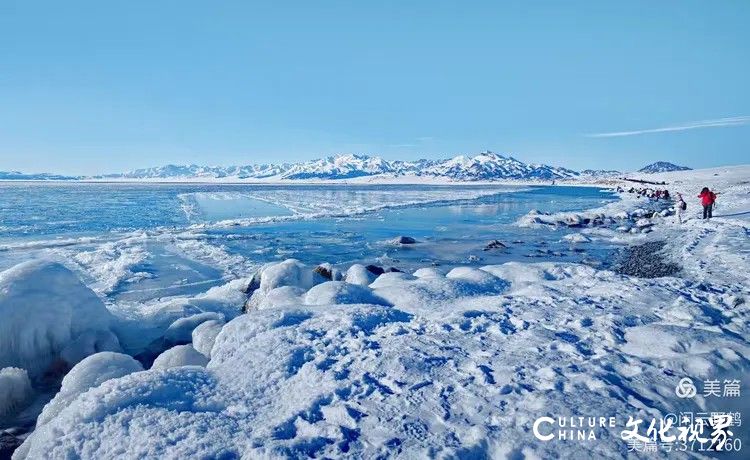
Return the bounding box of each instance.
[1,166,748,459]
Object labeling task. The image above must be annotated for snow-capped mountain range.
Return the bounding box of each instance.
[0,153,693,182]
[93,152,580,182]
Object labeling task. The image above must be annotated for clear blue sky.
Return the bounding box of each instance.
[1,0,748,175]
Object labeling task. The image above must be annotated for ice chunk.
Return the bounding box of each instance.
[36,352,143,427]
[152,345,209,370]
[304,281,392,306]
[0,367,32,419]
[192,320,224,358]
[0,261,118,379]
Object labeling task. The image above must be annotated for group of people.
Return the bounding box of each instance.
[617,186,671,201]
[617,185,719,223]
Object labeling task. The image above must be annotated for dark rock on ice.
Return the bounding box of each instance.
[313,265,333,280]
[483,240,507,251]
[0,431,23,460]
[391,236,416,245]
[365,265,385,276]
[242,272,261,295]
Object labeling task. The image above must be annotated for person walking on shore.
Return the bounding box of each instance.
[675,192,686,224]
[698,187,717,219]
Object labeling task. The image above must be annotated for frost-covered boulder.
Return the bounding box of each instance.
[0,367,32,419]
[152,345,209,370]
[35,352,143,427]
[344,264,377,286]
[304,281,391,306]
[258,259,325,294]
[192,320,224,358]
[0,261,119,379]
[313,263,343,281]
[389,236,416,245]
[247,259,328,309]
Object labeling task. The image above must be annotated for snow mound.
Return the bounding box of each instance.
[413,267,445,279]
[0,367,32,419]
[152,345,209,370]
[192,320,224,358]
[0,260,119,379]
[304,281,392,306]
[36,352,143,427]
[371,267,508,312]
[15,367,233,460]
[344,263,377,286]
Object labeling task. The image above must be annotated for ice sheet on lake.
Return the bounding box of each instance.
[180,186,527,227]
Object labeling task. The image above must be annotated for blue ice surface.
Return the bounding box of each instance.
[0,182,618,302]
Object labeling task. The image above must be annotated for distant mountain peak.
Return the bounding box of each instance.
[638,161,691,173]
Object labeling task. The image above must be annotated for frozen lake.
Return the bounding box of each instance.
[0,183,617,303]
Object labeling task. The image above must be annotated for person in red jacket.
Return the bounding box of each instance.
[698,187,717,219]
